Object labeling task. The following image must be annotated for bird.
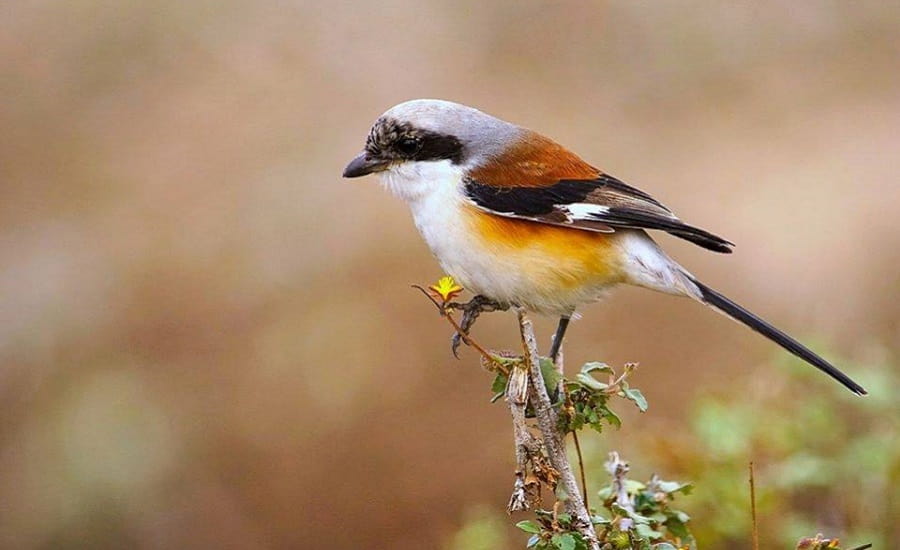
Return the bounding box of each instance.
[342,99,866,396]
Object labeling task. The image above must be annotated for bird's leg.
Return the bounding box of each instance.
[447,295,507,358]
[548,315,571,362]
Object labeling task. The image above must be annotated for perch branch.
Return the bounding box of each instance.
[517,308,600,549]
[506,362,541,513]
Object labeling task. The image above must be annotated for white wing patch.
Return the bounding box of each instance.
[564,203,610,221]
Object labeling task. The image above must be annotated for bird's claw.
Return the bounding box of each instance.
[448,295,506,357]
[450,333,464,359]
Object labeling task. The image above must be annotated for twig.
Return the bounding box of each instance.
[411,285,504,372]
[517,308,600,550]
[603,363,637,395]
[572,430,589,512]
[442,310,498,367]
[749,461,759,550]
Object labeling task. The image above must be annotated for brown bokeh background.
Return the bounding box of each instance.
[2,2,898,549]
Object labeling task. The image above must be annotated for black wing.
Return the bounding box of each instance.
[463,174,734,253]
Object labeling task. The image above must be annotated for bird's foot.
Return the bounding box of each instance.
[447,295,507,357]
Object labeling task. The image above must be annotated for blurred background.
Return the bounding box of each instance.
[1,1,898,548]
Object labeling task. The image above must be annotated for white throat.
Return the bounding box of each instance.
[377,160,464,203]
[377,159,476,289]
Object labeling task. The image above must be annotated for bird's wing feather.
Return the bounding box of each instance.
[465,131,734,253]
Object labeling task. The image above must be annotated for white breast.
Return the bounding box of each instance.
[379,160,497,289]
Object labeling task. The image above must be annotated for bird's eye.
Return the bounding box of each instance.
[395,137,421,156]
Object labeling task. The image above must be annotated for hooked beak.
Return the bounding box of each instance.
[342,151,389,178]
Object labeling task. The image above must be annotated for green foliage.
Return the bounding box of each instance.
[626,349,897,549]
[595,474,695,549]
[513,466,695,550]
[559,362,647,434]
[471,342,892,549]
[491,370,509,403]
[515,510,590,550]
[499,358,694,549]
[541,358,565,397]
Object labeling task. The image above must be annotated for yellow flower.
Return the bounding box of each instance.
[429,275,464,303]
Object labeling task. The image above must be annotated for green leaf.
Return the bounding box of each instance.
[581,361,613,375]
[661,507,693,540]
[623,387,649,412]
[611,503,653,524]
[576,372,608,391]
[551,533,577,550]
[491,372,508,394]
[651,544,678,550]
[540,358,563,390]
[624,479,646,493]
[489,372,509,403]
[653,479,682,493]
[602,408,622,429]
[635,522,663,540]
[665,516,692,540]
[569,413,584,431]
[515,520,541,534]
[662,481,692,497]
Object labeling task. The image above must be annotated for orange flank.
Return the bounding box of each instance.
[465,204,625,290]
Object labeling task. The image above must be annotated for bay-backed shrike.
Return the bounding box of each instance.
[343,99,865,395]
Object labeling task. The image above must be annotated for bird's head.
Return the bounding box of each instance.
[342,99,521,200]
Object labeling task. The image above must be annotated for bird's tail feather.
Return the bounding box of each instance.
[683,274,867,396]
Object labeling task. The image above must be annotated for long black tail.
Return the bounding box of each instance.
[689,278,867,395]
